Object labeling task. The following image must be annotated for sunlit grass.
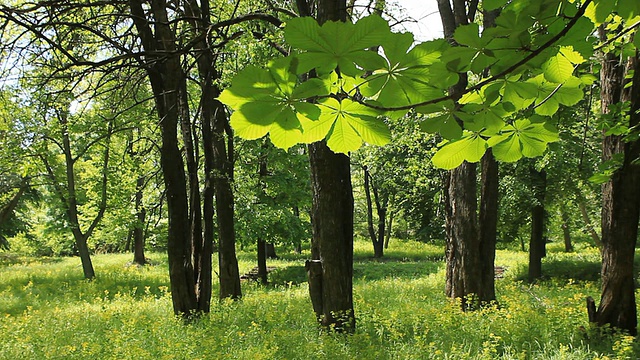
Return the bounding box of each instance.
[1,239,638,359]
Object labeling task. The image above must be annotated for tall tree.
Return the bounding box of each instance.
[439,0,498,308]
[297,0,356,332]
[589,12,640,334]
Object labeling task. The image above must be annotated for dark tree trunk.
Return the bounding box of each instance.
[478,150,498,302]
[363,165,385,258]
[213,102,242,300]
[445,162,481,309]
[308,141,354,332]
[133,175,147,265]
[439,0,495,310]
[257,239,268,285]
[293,206,302,254]
[0,178,27,225]
[528,167,547,282]
[384,196,394,249]
[593,43,640,335]
[265,243,278,259]
[128,0,197,315]
[300,0,354,332]
[561,210,573,252]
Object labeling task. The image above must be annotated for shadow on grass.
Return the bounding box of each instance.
[263,257,443,288]
[513,258,602,282]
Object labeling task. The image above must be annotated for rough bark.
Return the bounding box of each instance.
[299,0,355,332]
[441,0,496,309]
[593,41,640,335]
[445,162,481,309]
[478,149,498,302]
[213,102,242,300]
[528,167,546,282]
[309,142,354,331]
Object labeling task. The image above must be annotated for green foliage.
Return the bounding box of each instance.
[1,241,637,359]
[218,1,605,168]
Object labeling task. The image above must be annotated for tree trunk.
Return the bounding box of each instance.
[308,141,354,332]
[561,210,573,252]
[478,150,498,302]
[265,243,278,259]
[384,196,394,249]
[528,167,546,283]
[363,165,384,258]
[593,43,640,335]
[257,146,269,285]
[127,0,197,315]
[0,178,27,225]
[439,0,494,310]
[213,102,242,300]
[133,175,147,265]
[300,0,355,332]
[445,162,481,309]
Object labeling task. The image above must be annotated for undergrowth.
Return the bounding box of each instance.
[1,239,638,359]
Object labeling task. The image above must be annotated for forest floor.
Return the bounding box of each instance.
[1,239,639,359]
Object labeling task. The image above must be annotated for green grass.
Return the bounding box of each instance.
[0,239,638,359]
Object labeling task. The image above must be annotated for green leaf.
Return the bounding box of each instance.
[269,110,304,150]
[542,52,574,83]
[489,119,559,161]
[431,133,488,169]
[284,15,391,76]
[361,38,448,107]
[418,100,463,139]
[454,23,482,49]
[229,109,273,140]
[491,133,523,162]
[501,77,538,110]
[311,98,388,153]
[219,57,329,148]
[559,46,585,65]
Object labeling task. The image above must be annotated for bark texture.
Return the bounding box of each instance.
[441,0,498,308]
[299,0,355,332]
[593,41,640,334]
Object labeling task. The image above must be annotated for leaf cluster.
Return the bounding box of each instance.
[218,0,631,169]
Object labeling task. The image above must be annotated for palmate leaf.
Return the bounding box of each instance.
[488,119,559,162]
[284,15,390,76]
[542,48,580,83]
[315,98,389,153]
[217,57,328,150]
[432,132,488,170]
[531,75,584,116]
[360,36,450,107]
[418,100,464,139]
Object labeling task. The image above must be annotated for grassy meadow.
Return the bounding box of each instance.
[1,239,639,359]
